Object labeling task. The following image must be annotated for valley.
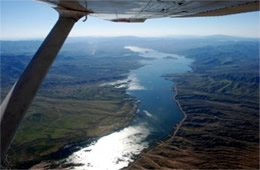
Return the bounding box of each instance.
[130,41,259,169]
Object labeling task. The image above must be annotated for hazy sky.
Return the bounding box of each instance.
[0,0,259,40]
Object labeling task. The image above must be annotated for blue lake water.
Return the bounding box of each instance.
[61,46,193,169]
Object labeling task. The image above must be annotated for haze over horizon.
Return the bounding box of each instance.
[0,0,259,40]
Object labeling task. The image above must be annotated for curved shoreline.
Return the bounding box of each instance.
[20,102,140,169]
[126,85,187,169]
[172,85,187,138]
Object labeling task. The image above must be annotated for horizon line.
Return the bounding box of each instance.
[0,34,259,41]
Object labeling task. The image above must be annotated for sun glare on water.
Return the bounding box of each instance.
[65,123,150,170]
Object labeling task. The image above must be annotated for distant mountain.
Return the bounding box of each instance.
[2,35,258,58]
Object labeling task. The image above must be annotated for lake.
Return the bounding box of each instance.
[60,46,193,169]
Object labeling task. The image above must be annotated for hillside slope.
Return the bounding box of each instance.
[129,42,259,169]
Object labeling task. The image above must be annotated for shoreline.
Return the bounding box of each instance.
[126,84,187,169]
[21,101,140,169]
[172,85,187,138]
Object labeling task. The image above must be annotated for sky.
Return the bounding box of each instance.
[0,0,259,40]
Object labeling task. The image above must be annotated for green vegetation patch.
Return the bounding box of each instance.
[1,42,142,168]
[5,84,137,168]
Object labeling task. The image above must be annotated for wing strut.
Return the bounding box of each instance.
[0,11,83,163]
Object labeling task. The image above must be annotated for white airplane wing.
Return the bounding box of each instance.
[38,0,259,22]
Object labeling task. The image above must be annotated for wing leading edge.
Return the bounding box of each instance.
[38,0,260,22]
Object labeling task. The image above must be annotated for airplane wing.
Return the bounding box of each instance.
[38,0,260,22]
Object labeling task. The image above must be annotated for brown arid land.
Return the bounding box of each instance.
[129,42,259,169]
